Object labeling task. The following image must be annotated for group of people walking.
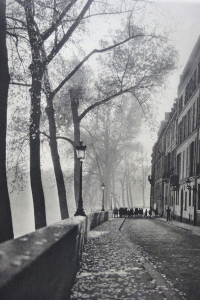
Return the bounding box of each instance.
[113,207,153,218]
[113,206,172,222]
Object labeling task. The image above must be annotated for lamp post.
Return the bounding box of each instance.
[74,141,87,217]
[186,178,197,226]
[101,183,105,211]
[110,192,113,210]
[148,175,155,211]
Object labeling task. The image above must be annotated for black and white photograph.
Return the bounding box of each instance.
[1,0,200,299]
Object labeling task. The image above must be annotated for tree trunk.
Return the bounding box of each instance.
[24,1,47,229]
[125,155,130,207]
[112,168,116,207]
[120,179,125,207]
[30,69,47,229]
[70,90,80,207]
[128,164,133,207]
[0,0,14,242]
[129,182,133,207]
[104,125,111,209]
[142,186,145,208]
[104,166,111,209]
[45,95,69,219]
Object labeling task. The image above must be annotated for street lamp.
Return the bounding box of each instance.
[110,192,113,210]
[186,178,197,226]
[101,183,105,211]
[74,141,87,217]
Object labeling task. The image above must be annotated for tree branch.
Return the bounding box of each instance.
[40,130,75,147]
[41,0,79,42]
[70,9,141,22]
[56,136,75,147]
[52,33,145,96]
[10,81,31,87]
[39,131,50,139]
[6,30,18,39]
[6,16,27,28]
[14,0,25,7]
[79,87,134,120]
[44,0,94,65]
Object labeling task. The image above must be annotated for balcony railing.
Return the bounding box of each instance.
[170,174,179,187]
[148,175,154,185]
[163,171,170,180]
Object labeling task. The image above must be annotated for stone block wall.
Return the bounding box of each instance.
[0,211,113,300]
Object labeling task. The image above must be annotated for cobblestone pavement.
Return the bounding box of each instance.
[155,217,200,236]
[123,218,200,300]
[70,218,187,300]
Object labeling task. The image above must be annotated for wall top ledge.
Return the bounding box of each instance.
[0,210,112,300]
[0,216,87,287]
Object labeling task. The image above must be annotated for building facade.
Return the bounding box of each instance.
[149,36,200,225]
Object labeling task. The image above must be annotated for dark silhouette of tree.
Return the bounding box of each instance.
[0,0,14,242]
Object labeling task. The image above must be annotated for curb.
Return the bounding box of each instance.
[154,218,195,234]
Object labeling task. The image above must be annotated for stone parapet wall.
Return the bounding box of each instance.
[88,211,111,230]
[0,211,113,300]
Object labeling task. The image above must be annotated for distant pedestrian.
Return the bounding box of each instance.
[135,207,138,217]
[155,208,158,217]
[113,207,118,218]
[149,208,152,218]
[144,209,147,218]
[166,206,171,223]
[138,208,141,216]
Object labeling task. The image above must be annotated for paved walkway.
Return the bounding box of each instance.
[69,217,191,300]
[155,217,200,236]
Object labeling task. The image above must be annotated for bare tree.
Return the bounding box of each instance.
[6,0,177,227]
[136,151,151,208]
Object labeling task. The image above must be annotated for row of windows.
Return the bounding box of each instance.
[183,190,193,210]
[178,61,200,113]
[154,151,176,181]
[155,138,199,181]
[178,97,200,146]
[172,190,194,208]
[177,141,197,179]
[166,123,176,150]
[178,187,200,211]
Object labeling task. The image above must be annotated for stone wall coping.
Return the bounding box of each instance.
[0,210,113,300]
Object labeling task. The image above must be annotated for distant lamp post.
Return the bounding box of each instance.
[159,195,162,203]
[159,194,162,211]
[110,192,113,210]
[186,179,197,226]
[101,183,105,211]
[74,141,87,217]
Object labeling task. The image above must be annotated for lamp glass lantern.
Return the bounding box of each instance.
[76,141,87,160]
[101,183,105,190]
[186,179,191,190]
[101,183,105,211]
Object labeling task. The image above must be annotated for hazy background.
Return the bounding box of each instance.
[140,0,200,153]
[7,0,200,237]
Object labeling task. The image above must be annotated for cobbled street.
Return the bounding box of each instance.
[70,218,200,300]
[123,218,200,300]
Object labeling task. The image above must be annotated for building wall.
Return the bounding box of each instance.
[150,36,200,223]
